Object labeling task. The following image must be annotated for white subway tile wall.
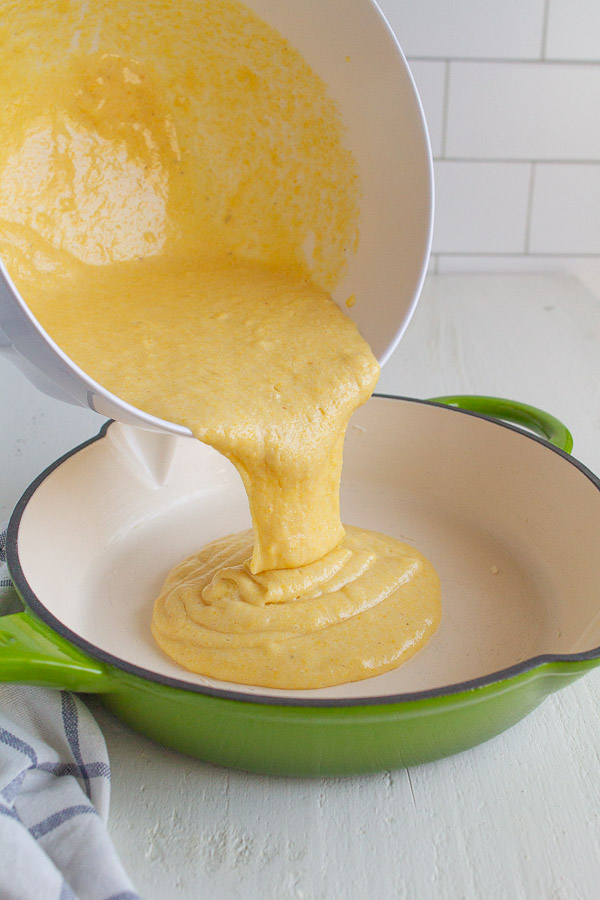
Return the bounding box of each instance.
[433,161,531,253]
[545,0,600,61]
[377,0,600,297]
[446,63,600,160]
[530,164,600,253]
[404,60,446,157]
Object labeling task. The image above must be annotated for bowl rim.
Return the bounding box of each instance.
[0,0,434,432]
[7,395,600,708]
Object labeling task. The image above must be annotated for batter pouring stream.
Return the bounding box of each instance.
[0,0,441,689]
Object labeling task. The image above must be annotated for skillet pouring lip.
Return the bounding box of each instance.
[6,395,600,708]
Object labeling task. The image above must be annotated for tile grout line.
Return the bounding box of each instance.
[433,158,600,166]
[433,251,600,259]
[524,163,537,254]
[540,0,551,60]
[439,60,451,159]
[407,56,600,67]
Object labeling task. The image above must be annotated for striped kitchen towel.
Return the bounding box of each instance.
[0,527,141,900]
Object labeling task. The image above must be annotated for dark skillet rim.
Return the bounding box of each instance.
[6,395,600,708]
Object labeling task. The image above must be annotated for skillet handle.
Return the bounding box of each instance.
[0,610,111,692]
[429,395,573,454]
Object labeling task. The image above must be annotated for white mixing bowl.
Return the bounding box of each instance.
[0,0,433,435]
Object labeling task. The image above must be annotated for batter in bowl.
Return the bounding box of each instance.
[0,0,440,688]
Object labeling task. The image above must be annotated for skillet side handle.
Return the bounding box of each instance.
[429,395,573,454]
[0,611,111,692]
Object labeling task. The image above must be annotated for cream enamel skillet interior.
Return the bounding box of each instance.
[4,396,600,775]
[1,1,600,774]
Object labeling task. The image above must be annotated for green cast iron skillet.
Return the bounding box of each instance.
[2,395,600,777]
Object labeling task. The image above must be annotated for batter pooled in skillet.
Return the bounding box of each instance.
[0,0,441,689]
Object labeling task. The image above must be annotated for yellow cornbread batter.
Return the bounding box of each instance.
[0,0,441,688]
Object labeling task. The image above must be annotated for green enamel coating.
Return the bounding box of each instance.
[0,610,110,691]
[1,603,598,774]
[429,395,573,453]
[0,394,594,774]
[98,659,597,775]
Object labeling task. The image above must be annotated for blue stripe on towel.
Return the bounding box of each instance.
[60,692,92,799]
[0,528,11,586]
[0,724,38,765]
[0,527,141,898]
[106,894,142,900]
[39,760,111,780]
[59,881,77,900]
[0,801,20,821]
[2,769,26,803]
[1,758,110,805]
[30,804,98,839]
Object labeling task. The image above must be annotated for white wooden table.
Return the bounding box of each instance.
[3,274,600,899]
